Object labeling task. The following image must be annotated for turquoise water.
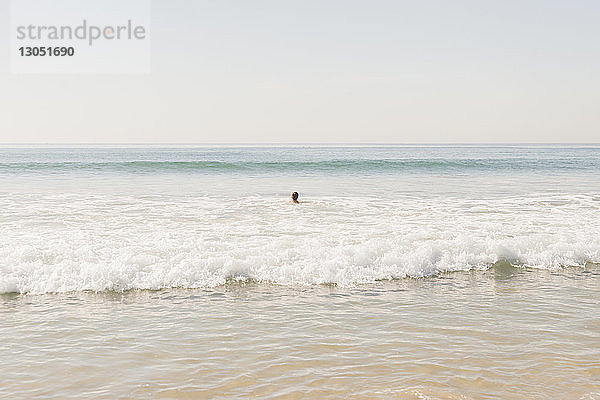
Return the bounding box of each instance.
[2,144,599,198]
[1,144,599,174]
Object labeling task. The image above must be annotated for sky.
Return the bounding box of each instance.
[0,0,599,143]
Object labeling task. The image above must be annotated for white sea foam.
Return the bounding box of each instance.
[1,193,599,294]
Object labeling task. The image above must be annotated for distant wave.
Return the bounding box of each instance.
[0,158,597,174]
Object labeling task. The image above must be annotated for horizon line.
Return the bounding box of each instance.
[0,142,599,146]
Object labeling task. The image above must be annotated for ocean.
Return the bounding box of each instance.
[1,145,599,399]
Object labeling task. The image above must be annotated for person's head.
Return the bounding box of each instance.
[292,192,299,202]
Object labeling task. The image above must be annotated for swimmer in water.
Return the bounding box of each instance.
[291,192,299,203]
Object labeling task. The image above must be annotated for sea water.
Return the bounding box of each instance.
[1,145,599,399]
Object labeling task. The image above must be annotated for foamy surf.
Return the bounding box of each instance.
[2,193,599,294]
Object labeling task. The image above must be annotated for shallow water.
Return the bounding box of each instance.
[1,267,599,399]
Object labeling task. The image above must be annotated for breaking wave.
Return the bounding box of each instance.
[2,193,599,294]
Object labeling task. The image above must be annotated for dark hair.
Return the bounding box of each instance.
[292,192,299,201]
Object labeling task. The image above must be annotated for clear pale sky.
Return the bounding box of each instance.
[0,0,599,143]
